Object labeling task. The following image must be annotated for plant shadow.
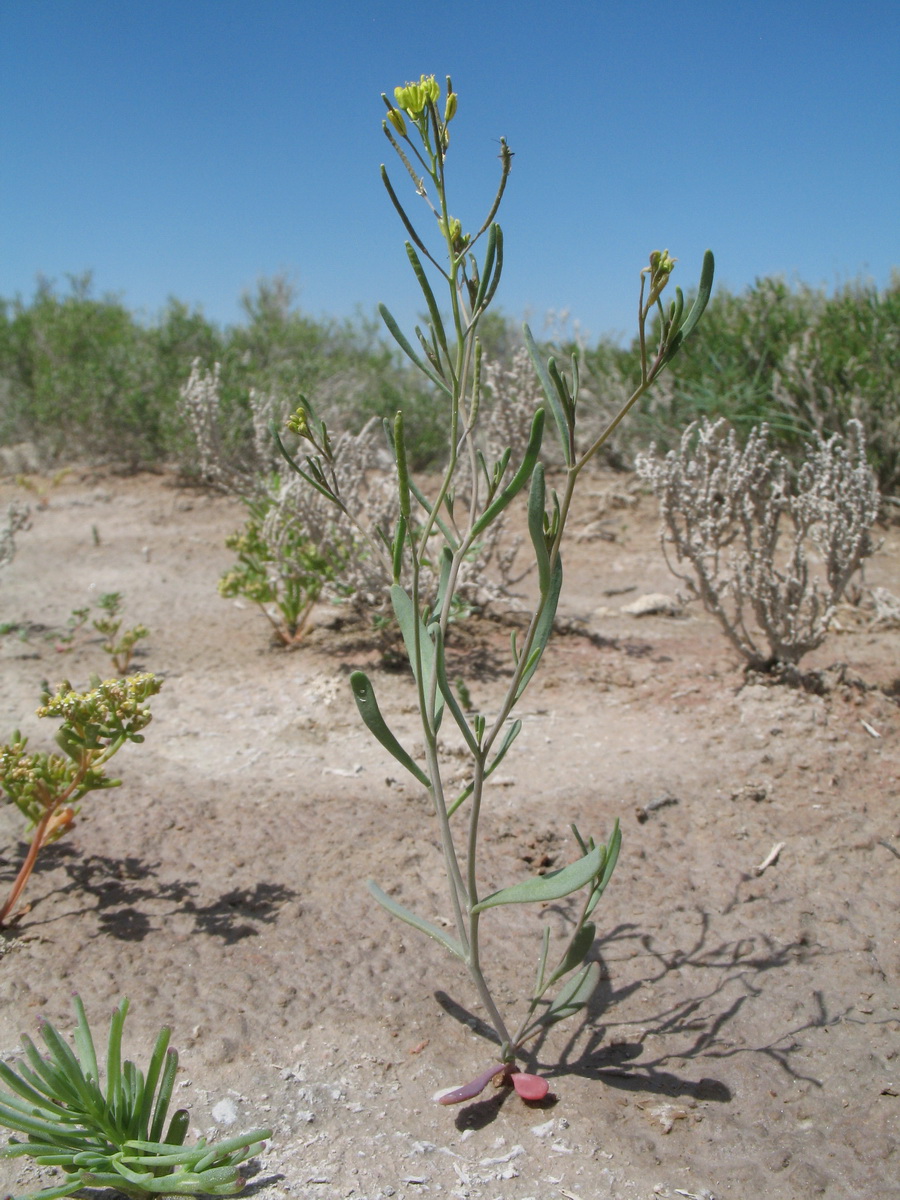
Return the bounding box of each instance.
[0,845,298,944]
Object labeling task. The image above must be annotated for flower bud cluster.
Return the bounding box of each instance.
[393,74,441,119]
[383,74,458,154]
[37,673,162,737]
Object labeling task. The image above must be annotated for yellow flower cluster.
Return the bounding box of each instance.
[394,74,440,119]
[386,74,457,138]
[37,673,162,730]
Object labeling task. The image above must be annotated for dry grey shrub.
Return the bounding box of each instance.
[1,502,29,571]
[635,417,880,671]
[180,360,531,619]
[177,360,287,492]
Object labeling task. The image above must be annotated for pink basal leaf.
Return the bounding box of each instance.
[436,1063,508,1105]
[511,1071,549,1101]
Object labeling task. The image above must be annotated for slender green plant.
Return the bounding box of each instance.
[91,593,149,673]
[0,673,162,927]
[276,74,713,1101]
[0,996,270,1200]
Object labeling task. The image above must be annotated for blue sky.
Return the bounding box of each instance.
[1,0,898,344]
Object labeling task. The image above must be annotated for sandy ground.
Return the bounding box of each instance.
[0,469,898,1200]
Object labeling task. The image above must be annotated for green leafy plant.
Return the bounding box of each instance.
[51,593,148,671]
[219,490,345,645]
[90,593,149,673]
[275,74,714,1101]
[0,996,270,1200]
[0,673,162,927]
[52,607,91,653]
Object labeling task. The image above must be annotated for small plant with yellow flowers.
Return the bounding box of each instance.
[276,74,714,1103]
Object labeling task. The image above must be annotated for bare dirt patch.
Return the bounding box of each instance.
[1,470,898,1200]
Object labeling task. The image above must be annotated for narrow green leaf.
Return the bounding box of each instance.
[71,996,98,1085]
[680,248,715,340]
[349,671,431,788]
[432,547,454,625]
[379,304,451,394]
[471,408,545,537]
[405,243,450,358]
[515,556,563,698]
[3,1180,84,1200]
[368,882,465,959]
[164,1107,190,1146]
[433,630,480,757]
[524,324,573,466]
[391,585,444,725]
[137,1024,172,1141]
[527,463,551,594]
[546,921,596,988]
[394,411,411,519]
[38,1024,94,1113]
[104,1000,128,1116]
[548,358,573,423]
[472,843,604,913]
[488,718,521,777]
[0,1062,70,1117]
[660,249,715,367]
[585,818,621,917]
[540,960,601,1028]
[379,163,442,271]
[148,1048,177,1144]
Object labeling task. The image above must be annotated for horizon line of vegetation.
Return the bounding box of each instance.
[1,268,898,492]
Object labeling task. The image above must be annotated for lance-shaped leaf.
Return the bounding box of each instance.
[368,882,465,959]
[405,243,450,360]
[585,818,621,917]
[472,842,605,913]
[659,249,715,367]
[515,555,563,699]
[434,628,480,757]
[528,463,551,594]
[349,671,431,788]
[527,961,601,1035]
[545,921,596,989]
[470,409,544,537]
[524,324,574,466]
[391,585,444,726]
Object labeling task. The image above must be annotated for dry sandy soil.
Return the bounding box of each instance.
[0,469,897,1200]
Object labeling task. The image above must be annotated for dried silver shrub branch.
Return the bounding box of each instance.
[636,417,879,670]
[1,502,30,571]
[177,361,287,492]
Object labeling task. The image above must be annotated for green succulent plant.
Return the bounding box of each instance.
[0,997,271,1200]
